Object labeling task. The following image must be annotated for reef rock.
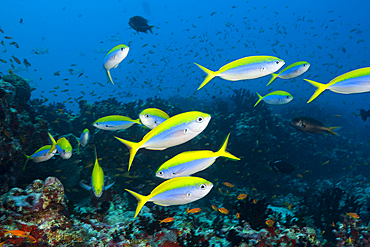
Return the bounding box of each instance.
[2,74,31,105]
[1,177,66,215]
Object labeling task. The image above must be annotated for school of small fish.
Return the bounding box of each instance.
[1,5,369,226]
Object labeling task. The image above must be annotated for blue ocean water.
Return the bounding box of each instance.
[1,0,369,117]
[1,0,370,245]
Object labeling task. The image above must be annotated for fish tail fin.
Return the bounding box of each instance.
[134,118,142,125]
[327,126,341,136]
[46,49,49,54]
[23,154,30,171]
[254,92,264,107]
[47,132,57,155]
[216,133,240,161]
[304,79,329,103]
[114,137,140,171]
[125,189,149,218]
[106,70,114,85]
[149,26,154,34]
[194,63,217,90]
[186,208,190,214]
[267,73,279,86]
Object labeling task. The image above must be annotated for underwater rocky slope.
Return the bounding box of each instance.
[1,74,370,246]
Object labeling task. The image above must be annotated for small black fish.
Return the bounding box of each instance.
[268,160,295,174]
[129,16,154,34]
[360,109,370,122]
[290,116,338,136]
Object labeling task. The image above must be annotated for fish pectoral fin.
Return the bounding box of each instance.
[105,181,116,190]
[79,181,92,191]
[162,129,189,140]
[113,64,119,69]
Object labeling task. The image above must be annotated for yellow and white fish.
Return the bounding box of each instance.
[195,55,285,90]
[254,90,293,107]
[267,61,310,86]
[305,67,370,103]
[126,176,213,218]
[79,149,115,197]
[156,133,240,179]
[139,108,170,129]
[103,44,129,84]
[23,145,57,171]
[93,115,141,131]
[115,111,211,171]
[77,129,90,154]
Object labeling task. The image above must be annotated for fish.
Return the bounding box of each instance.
[30,47,49,55]
[50,135,73,159]
[218,208,229,214]
[68,68,84,75]
[268,160,295,174]
[103,44,129,84]
[125,176,213,218]
[79,149,115,198]
[212,205,218,211]
[23,59,31,67]
[159,217,175,223]
[129,16,154,34]
[116,111,211,171]
[236,212,240,218]
[290,116,339,136]
[265,219,274,227]
[77,129,90,154]
[304,67,370,103]
[92,48,109,54]
[223,182,235,188]
[93,115,140,131]
[4,229,36,243]
[23,145,57,171]
[11,55,21,64]
[186,207,201,214]
[139,108,170,129]
[254,90,293,107]
[155,133,239,179]
[346,212,359,219]
[267,61,310,86]
[106,35,121,42]
[360,109,370,122]
[195,55,285,90]
[237,193,248,200]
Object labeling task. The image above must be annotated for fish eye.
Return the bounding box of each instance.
[187,192,191,197]
[120,47,124,51]
[105,125,109,127]
[158,171,163,175]
[200,184,206,190]
[275,60,280,64]
[145,114,149,118]
[184,129,188,134]
[96,123,99,125]
[197,117,204,123]
[286,96,290,98]
[172,172,176,175]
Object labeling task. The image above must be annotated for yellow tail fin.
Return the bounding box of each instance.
[216,133,240,161]
[106,69,114,85]
[267,73,279,86]
[125,189,150,218]
[327,126,340,136]
[194,63,217,90]
[47,132,57,155]
[22,154,30,171]
[254,92,264,107]
[304,79,329,103]
[115,137,140,171]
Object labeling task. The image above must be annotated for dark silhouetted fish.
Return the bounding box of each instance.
[290,116,338,136]
[360,109,370,122]
[268,160,295,174]
[129,16,154,34]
